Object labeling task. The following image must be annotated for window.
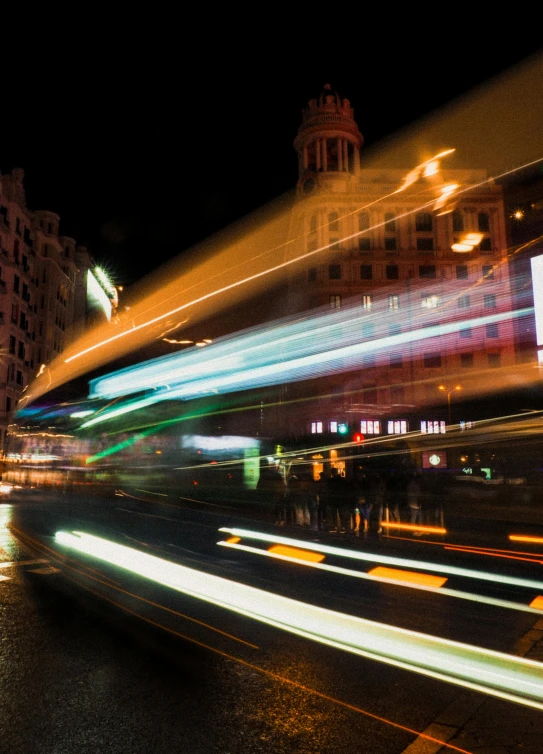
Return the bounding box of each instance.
[478,212,490,232]
[362,323,375,338]
[452,211,464,232]
[480,237,492,251]
[363,355,376,367]
[456,265,468,280]
[389,324,401,336]
[360,264,372,280]
[308,267,316,282]
[390,353,403,368]
[388,294,400,310]
[16,370,23,385]
[482,265,494,279]
[416,237,434,251]
[311,422,323,434]
[424,353,442,367]
[328,212,339,232]
[307,236,318,252]
[13,275,20,293]
[461,353,474,367]
[419,264,436,278]
[488,353,501,367]
[6,397,11,412]
[390,385,405,402]
[484,294,496,308]
[386,264,399,279]
[309,214,318,233]
[11,303,18,323]
[460,327,472,338]
[486,323,498,338]
[361,294,373,310]
[9,335,15,354]
[329,238,340,251]
[358,212,370,231]
[329,264,341,280]
[361,420,381,435]
[7,363,14,381]
[421,295,439,308]
[329,294,341,309]
[384,212,396,231]
[18,341,25,359]
[358,237,371,251]
[415,213,433,232]
[388,419,408,434]
[458,295,470,309]
[384,237,397,250]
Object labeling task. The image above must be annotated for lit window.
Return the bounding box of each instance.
[311,422,323,434]
[388,420,407,434]
[361,420,381,435]
[330,421,338,433]
[330,294,341,308]
[388,294,400,310]
[421,295,439,308]
[361,294,373,310]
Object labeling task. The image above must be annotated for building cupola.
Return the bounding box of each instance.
[294,84,364,197]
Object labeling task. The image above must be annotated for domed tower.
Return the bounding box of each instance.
[294,84,364,197]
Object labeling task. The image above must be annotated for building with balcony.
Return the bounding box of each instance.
[280,84,518,445]
[0,167,113,452]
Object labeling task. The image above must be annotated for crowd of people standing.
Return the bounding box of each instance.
[258,465,445,534]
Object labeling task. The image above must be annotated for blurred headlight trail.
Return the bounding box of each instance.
[217,539,543,616]
[219,527,543,592]
[55,530,543,710]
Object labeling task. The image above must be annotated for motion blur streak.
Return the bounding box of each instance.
[445,545,543,566]
[380,523,447,535]
[510,535,543,545]
[218,527,543,591]
[218,539,543,615]
[54,530,543,710]
[530,597,543,610]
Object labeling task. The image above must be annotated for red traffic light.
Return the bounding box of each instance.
[353,433,364,443]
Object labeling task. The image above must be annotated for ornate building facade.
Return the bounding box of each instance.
[281,85,517,445]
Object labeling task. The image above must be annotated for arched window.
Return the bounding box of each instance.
[384,212,396,232]
[478,212,490,232]
[452,211,464,232]
[358,212,370,231]
[309,214,318,233]
[415,213,433,232]
[328,212,339,232]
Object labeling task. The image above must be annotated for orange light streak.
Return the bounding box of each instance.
[510,534,543,545]
[380,522,447,535]
[268,544,325,563]
[369,566,447,588]
[445,546,543,565]
[529,596,543,610]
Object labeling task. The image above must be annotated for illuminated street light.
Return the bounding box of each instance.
[438,384,462,425]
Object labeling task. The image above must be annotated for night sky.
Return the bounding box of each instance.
[2,27,541,290]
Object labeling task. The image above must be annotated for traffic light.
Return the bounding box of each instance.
[353,432,364,443]
[337,423,348,435]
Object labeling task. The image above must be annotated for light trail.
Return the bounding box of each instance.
[218,527,543,592]
[54,529,543,710]
[217,539,543,616]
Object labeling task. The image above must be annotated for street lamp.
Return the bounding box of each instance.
[438,384,461,425]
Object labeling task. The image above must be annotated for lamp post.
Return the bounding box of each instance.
[438,384,461,425]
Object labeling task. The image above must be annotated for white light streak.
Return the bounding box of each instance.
[54,529,543,710]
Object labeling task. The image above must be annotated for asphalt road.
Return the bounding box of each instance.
[1,487,543,753]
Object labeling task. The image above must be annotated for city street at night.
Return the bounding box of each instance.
[1,485,543,753]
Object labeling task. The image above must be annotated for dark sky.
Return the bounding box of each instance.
[2,27,541,289]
